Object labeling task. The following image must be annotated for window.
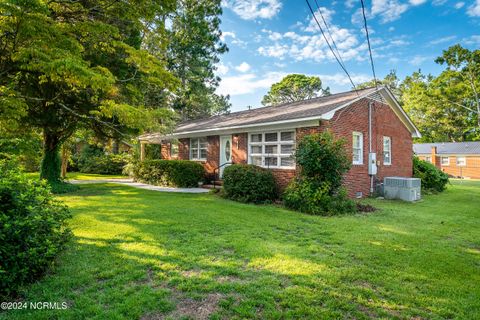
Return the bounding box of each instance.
[248,131,295,168]
[456,156,466,166]
[190,137,208,160]
[425,156,432,163]
[441,156,450,166]
[383,136,392,165]
[170,141,179,158]
[352,132,363,165]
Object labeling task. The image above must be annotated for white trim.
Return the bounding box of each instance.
[248,130,296,169]
[456,156,466,167]
[383,136,392,165]
[190,137,208,161]
[352,131,364,165]
[440,156,450,166]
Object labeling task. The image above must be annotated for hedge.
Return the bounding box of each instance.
[133,160,205,188]
[0,160,71,298]
[413,156,449,192]
[222,164,277,203]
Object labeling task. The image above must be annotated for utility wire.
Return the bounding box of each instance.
[313,0,346,71]
[360,0,378,90]
[305,0,358,93]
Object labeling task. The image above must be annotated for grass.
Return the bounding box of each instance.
[2,180,480,319]
[24,172,128,180]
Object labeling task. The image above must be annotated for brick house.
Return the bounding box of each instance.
[414,142,480,179]
[139,87,421,197]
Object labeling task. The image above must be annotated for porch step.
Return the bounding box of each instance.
[213,180,223,186]
[201,184,222,190]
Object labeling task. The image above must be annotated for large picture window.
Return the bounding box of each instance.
[248,131,295,168]
[352,132,363,165]
[190,137,208,160]
[383,136,392,165]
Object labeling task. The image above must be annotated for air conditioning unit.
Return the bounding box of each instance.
[384,177,421,202]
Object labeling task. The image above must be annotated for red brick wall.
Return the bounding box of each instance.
[329,98,413,197]
[437,156,480,179]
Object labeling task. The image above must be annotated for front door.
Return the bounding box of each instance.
[219,135,232,178]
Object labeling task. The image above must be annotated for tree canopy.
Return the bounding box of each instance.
[261,74,330,107]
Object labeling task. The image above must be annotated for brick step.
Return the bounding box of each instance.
[213,180,223,185]
[201,184,222,190]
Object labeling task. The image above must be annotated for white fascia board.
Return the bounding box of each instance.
[163,119,321,140]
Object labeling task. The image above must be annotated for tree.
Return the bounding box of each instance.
[0,0,179,185]
[166,0,231,119]
[357,70,401,98]
[261,74,330,107]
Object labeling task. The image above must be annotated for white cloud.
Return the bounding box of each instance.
[217,72,287,96]
[317,73,372,86]
[220,31,236,42]
[409,0,426,5]
[304,6,335,32]
[428,35,456,45]
[468,0,480,16]
[223,0,281,20]
[235,62,251,73]
[410,55,430,66]
[463,35,480,45]
[454,2,465,9]
[371,0,409,23]
[216,62,229,76]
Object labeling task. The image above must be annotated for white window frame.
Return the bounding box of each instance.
[190,137,208,161]
[425,156,432,163]
[383,136,392,165]
[352,132,364,165]
[248,131,296,169]
[441,156,450,166]
[456,156,466,167]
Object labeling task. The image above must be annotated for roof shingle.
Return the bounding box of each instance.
[414,142,480,155]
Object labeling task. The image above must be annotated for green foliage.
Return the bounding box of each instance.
[283,179,355,216]
[0,160,71,298]
[222,164,277,204]
[357,70,401,97]
[0,130,42,172]
[283,132,355,215]
[133,160,205,187]
[413,157,449,193]
[75,145,129,175]
[262,74,330,107]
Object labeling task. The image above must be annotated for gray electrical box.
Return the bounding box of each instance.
[368,153,377,175]
[384,177,421,202]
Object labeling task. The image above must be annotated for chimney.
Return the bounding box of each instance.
[431,146,438,167]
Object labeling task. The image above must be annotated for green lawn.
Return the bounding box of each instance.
[2,181,480,319]
[25,172,128,180]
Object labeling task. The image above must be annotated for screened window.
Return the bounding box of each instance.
[383,136,392,165]
[248,131,295,168]
[190,137,208,160]
[352,132,363,165]
[456,156,466,166]
[441,156,450,166]
[170,141,179,158]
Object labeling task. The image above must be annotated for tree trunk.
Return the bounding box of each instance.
[40,130,62,183]
[61,145,69,178]
[112,138,120,154]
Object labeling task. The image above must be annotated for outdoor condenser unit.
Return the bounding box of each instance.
[383,177,421,202]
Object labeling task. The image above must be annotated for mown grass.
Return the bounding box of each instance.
[2,180,479,319]
[24,172,128,180]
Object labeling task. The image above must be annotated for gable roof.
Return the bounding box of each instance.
[414,142,480,155]
[140,87,421,142]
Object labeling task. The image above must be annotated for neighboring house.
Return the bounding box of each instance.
[139,87,421,197]
[414,142,480,179]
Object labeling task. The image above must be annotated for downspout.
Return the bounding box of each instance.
[369,101,374,194]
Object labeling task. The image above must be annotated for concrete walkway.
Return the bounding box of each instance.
[69,179,210,193]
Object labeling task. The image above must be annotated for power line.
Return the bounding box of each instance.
[360,0,378,90]
[305,0,358,93]
[313,0,346,71]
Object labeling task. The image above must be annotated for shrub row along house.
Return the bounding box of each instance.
[414,142,480,179]
[139,87,421,198]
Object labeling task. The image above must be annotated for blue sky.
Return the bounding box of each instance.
[216,0,480,112]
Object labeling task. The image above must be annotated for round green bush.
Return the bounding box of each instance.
[222,164,277,203]
[0,160,72,298]
[133,160,205,188]
[413,156,449,192]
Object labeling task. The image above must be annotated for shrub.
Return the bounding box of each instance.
[0,160,71,298]
[413,156,449,192]
[222,164,277,204]
[283,132,356,215]
[133,160,205,188]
